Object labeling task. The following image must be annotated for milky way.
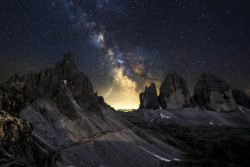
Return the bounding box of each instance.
[0,0,249,109]
[60,0,160,108]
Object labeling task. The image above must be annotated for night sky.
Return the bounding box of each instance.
[0,0,249,109]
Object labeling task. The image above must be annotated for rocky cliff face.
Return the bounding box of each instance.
[233,89,250,109]
[159,72,191,110]
[139,83,159,109]
[193,73,236,111]
[0,53,101,117]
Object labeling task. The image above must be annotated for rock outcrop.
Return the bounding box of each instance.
[0,110,31,142]
[232,89,250,109]
[159,72,191,110]
[0,110,34,165]
[0,87,25,116]
[193,73,236,111]
[139,83,159,109]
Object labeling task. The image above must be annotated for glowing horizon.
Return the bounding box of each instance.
[99,79,161,110]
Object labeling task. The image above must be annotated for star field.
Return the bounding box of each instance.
[0,0,249,109]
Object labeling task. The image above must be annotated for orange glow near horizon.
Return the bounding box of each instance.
[105,94,139,110]
[99,71,161,110]
[102,67,140,110]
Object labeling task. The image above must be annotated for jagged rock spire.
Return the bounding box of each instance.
[139,83,159,109]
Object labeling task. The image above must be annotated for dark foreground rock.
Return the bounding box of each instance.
[159,72,191,110]
[139,83,160,109]
[193,73,236,111]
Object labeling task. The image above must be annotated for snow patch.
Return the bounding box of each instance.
[174,158,181,161]
[160,113,171,119]
[63,80,67,85]
[139,146,171,162]
[239,106,245,113]
[71,97,81,110]
[210,122,214,125]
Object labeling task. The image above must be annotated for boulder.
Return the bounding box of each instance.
[193,73,236,111]
[159,72,191,110]
[139,83,159,109]
[232,89,250,109]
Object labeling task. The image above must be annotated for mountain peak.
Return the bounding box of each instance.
[55,53,78,78]
[62,53,75,64]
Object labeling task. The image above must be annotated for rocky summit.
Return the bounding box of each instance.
[0,53,101,117]
[139,83,159,109]
[193,73,236,111]
[159,72,191,110]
